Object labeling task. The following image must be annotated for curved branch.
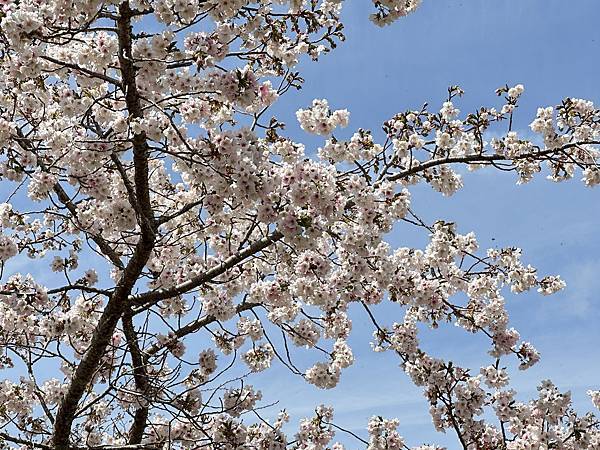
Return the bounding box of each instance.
[385,140,600,182]
[40,55,123,88]
[144,301,260,357]
[131,230,283,312]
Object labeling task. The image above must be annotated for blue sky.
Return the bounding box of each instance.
[2,1,600,448]
[251,0,600,447]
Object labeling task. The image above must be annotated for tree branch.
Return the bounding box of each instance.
[51,3,157,449]
[131,230,283,312]
[40,55,124,88]
[144,302,260,357]
[122,312,150,444]
[386,140,600,182]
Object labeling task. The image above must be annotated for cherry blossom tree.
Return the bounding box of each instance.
[0,0,599,449]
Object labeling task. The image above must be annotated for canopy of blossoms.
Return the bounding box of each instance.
[0,0,599,449]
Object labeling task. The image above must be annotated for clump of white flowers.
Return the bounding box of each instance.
[370,0,423,26]
[296,99,350,135]
[0,235,17,262]
[367,416,405,450]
